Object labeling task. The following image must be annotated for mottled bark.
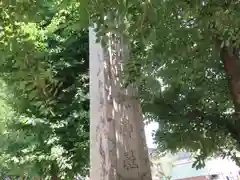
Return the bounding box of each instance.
[90,28,152,180]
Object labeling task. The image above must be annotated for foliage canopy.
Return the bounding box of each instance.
[0,0,89,179]
[1,0,240,175]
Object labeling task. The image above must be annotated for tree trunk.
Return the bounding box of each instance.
[51,176,57,180]
[221,46,240,118]
[219,45,240,145]
[89,28,152,180]
[50,163,58,180]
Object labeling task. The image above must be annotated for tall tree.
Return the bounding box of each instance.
[87,0,240,169]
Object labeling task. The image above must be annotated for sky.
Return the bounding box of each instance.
[144,122,159,148]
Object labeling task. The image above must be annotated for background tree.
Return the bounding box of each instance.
[150,151,175,180]
[0,1,89,179]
